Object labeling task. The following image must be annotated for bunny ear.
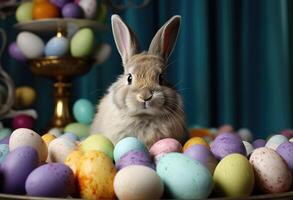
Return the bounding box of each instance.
[111,14,140,64]
[148,15,181,61]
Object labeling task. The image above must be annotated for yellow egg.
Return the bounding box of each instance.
[41,133,56,147]
[213,154,254,197]
[64,150,84,176]
[77,150,116,199]
[14,86,37,109]
[183,137,209,151]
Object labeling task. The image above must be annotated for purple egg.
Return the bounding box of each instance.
[276,141,293,172]
[50,0,72,8]
[0,135,10,145]
[210,132,246,160]
[280,129,293,139]
[184,145,218,174]
[25,163,75,197]
[1,146,39,194]
[252,139,266,149]
[115,150,154,170]
[8,42,26,62]
[62,3,84,18]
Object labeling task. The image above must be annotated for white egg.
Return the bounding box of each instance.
[266,134,288,150]
[45,36,69,57]
[16,32,44,59]
[78,0,97,19]
[9,128,48,162]
[48,138,77,163]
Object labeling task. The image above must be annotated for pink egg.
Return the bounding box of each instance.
[12,115,34,130]
[218,124,234,134]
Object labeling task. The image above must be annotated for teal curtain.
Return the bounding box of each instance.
[1,0,293,138]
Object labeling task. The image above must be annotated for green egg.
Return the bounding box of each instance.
[15,2,33,23]
[64,123,89,139]
[0,128,12,141]
[70,28,95,58]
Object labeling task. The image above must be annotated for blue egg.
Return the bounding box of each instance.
[0,144,9,163]
[73,99,95,124]
[45,36,69,57]
[0,128,11,141]
[114,137,148,162]
[59,132,78,142]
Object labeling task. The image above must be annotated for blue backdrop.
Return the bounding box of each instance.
[1,0,293,138]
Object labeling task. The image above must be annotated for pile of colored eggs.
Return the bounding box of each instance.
[15,0,107,22]
[9,28,95,61]
[1,125,293,199]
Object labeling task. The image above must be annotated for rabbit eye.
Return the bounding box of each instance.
[127,74,132,85]
[159,74,163,85]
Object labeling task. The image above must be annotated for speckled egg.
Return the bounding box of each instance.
[252,139,266,149]
[276,141,293,172]
[156,153,213,199]
[0,144,9,163]
[149,138,182,164]
[1,146,39,194]
[114,137,148,162]
[249,147,292,193]
[64,150,84,175]
[115,150,154,170]
[213,154,254,197]
[48,137,77,163]
[25,163,75,197]
[77,151,116,199]
[210,133,246,160]
[9,128,47,162]
[183,137,209,151]
[184,144,218,174]
[41,133,56,147]
[243,141,254,156]
[80,134,114,159]
[114,165,164,200]
[265,134,288,150]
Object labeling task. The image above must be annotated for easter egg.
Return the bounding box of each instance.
[48,127,62,137]
[64,150,84,175]
[157,153,213,199]
[8,42,26,62]
[14,86,37,109]
[115,150,154,170]
[1,146,39,194]
[280,129,293,139]
[213,154,254,197]
[149,138,182,164]
[62,3,84,18]
[276,141,293,172]
[45,36,69,57]
[64,123,89,138]
[9,128,47,162]
[0,135,10,145]
[184,144,218,174]
[25,163,75,197]
[73,99,95,124]
[77,151,116,199]
[16,2,33,23]
[218,124,234,133]
[32,1,60,19]
[12,114,35,130]
[183,137,209,151]
[70,28,94,58]
[77,0,96,19]
[0,128,11,141]
[0,144,9,163]
[17,32,44,59]
[60,132,78,142]
[41,133,56,147]
[114,165,163,200]
[243,141,254,156]
[266,134,288,150]
[210,132,246,160]
[252,139,266,149]
[80,134,114,159]
[49,0,72,8]
[48,137,77,163]
[250,147,292,193]
[238,128,253,142]
[114,137,147,162]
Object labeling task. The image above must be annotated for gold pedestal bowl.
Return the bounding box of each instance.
[28,56,93,129]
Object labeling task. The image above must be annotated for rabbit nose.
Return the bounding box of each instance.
[137,93,153,102]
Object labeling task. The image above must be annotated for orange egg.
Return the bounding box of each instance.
[41,133,56,147]
[183,137,209,152]
[32,1,60,19]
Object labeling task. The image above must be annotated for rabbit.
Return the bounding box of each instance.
[90,14,188,148]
